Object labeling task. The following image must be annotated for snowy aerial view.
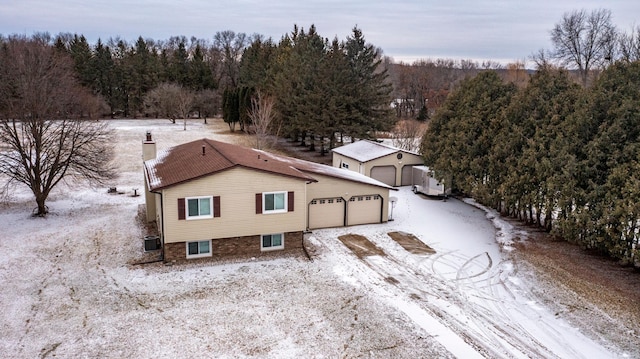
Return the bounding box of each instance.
[0,119,635,358]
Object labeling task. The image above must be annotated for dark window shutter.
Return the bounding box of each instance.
[288,191,294,212]
[178,198,185,220]
[255,193,262,214]
[213,196,221,218]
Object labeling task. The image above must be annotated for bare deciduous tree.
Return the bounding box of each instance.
[176,87,194,131]
[392,120,425,152]
[214,30,248,88]
[550,8,617,86]
[144,82,194,128]
[0,36,116,216]
[248,91,278,150]
[619,25,640,63]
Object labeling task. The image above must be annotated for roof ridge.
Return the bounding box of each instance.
[202,138,235,166]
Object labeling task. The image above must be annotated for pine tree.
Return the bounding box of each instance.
[343,27,394,139]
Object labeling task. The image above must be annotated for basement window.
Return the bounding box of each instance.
[186,240,211,258]
[261,233,284,251]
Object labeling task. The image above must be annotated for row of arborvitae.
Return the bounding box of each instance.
[421,61,640,265]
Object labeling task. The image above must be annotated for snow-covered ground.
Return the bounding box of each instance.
[0,119,628,358]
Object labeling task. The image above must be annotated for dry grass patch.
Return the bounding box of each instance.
[338,234,386,258]
[388,231,436,255]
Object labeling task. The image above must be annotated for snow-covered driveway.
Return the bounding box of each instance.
[310,187,614,358]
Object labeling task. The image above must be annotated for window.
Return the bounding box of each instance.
[311,200,317,205]
[186,240,211,258]
[328,199,334,204]
[261,233,284,251]
[263,192,286,213]
[320,199,326,204]
[186,196,213,219]
[341,162,349,169]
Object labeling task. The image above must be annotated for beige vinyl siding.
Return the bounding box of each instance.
[332,153,360,173]
[161,167,307,244]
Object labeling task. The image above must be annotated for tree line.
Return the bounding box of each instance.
[420,8,640,265]
[227,25,394,153]
[13,30,252,119]
[421,61,640,265]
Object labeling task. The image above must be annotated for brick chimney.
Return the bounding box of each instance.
[142,131,156,161]
[143,131,157,223]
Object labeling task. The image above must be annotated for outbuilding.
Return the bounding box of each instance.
[331,140,424,187]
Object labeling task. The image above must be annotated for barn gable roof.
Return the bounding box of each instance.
[331,139,420,162]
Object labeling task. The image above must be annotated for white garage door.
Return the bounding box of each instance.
[347,195,382,226]
[309,198,345,229]
[401,165,414,186]
[371,165,396,186]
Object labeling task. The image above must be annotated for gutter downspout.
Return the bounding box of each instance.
[154,190,165,261]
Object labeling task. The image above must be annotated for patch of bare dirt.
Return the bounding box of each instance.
[270,136,333,165]
[338,234,385,258]
[510,221,640,355]
[388,231,436,255]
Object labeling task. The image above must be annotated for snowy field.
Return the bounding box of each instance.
[0,119,629,358]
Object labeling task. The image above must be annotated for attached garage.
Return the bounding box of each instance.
[401,165,415,186]
[370,166,396,187]
[347,195,382,226]
[308,198,345,229]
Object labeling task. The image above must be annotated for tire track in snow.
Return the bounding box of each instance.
[365,254,553,359]
[328,233,564,358]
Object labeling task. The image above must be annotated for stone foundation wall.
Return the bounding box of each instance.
[163,231,304,263]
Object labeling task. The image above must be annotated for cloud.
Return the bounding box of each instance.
[1,0,638,65]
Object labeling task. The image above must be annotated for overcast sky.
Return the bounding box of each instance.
[1,1,638,66]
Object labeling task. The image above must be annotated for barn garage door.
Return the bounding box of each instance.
[309,198,345,229]
[401,165,414,186]
[370,166,396,186]
[347,195,382,226]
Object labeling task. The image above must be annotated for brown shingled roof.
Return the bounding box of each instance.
[145,138,316,191]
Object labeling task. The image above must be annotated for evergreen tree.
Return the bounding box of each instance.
[92,39,117,116]
[189,43,216,91]
[343,27,394,138]
[169,39,189,86]
[68,34,94,87]
[222,87,240,131]
[239,37,276,91]
[574,61,640,260]
[317,37,352,151]
[496,67,582,227]
[421,71,516,202]
[129,37,159,117]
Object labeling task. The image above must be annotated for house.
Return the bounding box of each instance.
[142,133,395,262]
[331,140,424,187]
